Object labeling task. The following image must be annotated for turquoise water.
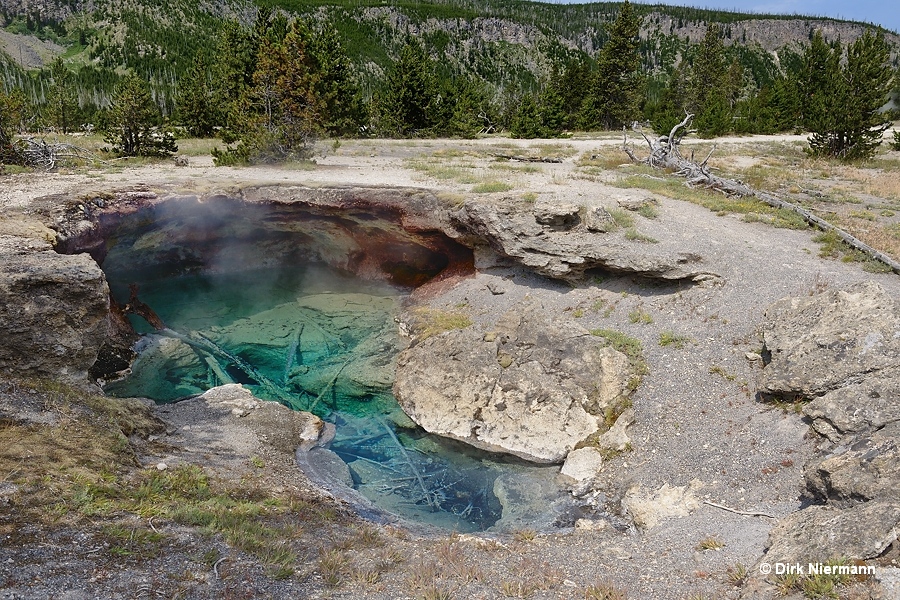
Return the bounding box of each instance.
[103,263,559,531]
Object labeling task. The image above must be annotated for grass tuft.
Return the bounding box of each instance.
[472,180,514,193]
[411,308,473,339]
[658,331,691,348]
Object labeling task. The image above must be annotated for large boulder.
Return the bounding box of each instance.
[804,421,900,507]
[0,234,109,382]
[393,305,634,463]
[763,501,900,565]
[759,281,900,398]
[758,282,900,572]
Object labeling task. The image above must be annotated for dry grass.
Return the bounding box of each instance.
[410,307,473,339]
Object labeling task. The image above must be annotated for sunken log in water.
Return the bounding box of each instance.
[86,187,566,532]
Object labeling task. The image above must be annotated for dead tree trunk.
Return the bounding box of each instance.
[623,115,900,275]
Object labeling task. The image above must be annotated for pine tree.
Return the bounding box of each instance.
[801,30,893,160]
[689,24,733,136]
[579,0,643,130]
[45,58,78,134]
[307,25,367,137]
[104,74,177,157]
[510,94,547,139]
[175,57,217,137]
[445,76,493,138]
[213,20,319,164]
[379,40,435,136]
[0,89,26,164]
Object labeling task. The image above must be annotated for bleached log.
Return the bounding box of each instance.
[622,118,900,275]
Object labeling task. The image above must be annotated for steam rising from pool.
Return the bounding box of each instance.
[100,196,565,531]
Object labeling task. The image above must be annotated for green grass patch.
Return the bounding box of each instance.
[659,331,691,348]
[636,203,659,219]
[472,181,513,193]
[627,308,653,324]
[607,207,634,229]
[411,308,473,339]
[589,328,648,392]
[624,228,659,243]
[65,464,304,578]
[813,229,894,273]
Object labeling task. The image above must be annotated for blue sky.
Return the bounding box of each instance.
[618,0,899,33]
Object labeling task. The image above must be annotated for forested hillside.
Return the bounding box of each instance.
[0,0,898,157]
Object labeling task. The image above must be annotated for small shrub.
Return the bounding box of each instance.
[892,130,900,151]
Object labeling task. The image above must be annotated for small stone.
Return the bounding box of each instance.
[745,352,762,362]
[156,462,168,471]
[575,518,608,531]
[486,281,506,295]
[497,351,514,368]
[483,332,497,342]
[561,447,605,481]
[231,407,250,417]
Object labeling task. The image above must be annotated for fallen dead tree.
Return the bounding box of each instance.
[17,137,105,171]
[623,115,900,275]
[491,153,563,163]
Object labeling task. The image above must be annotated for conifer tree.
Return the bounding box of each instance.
[308,26,367,137]
[510,94,547,138]
[176,57,217,137]
[104,74,177,157]
[379,40,435,136]
[800,30,893,160]
[445,76,493,138]
[45,58,78,134]
[0,89,26,164]
[579,0,642,130]
[689,24,733,136]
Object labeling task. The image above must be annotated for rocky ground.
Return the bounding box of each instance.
[1,135,899,600]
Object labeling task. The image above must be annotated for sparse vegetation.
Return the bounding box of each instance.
[627,308,653,324]
[472,181,514,193]
[624,228,659,243]
[659,331,691,348]
[590,328,648,392]
[411,307,473,339]
[726,563,748,587]
[772,558,855,599]
[696,536,725,551]
[585,580,628,600]
[708,365,737,381]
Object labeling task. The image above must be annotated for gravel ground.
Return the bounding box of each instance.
[1,136,898,600]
